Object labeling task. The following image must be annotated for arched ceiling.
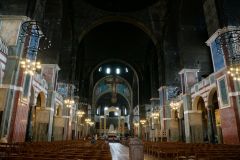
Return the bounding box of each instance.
[83,0,159,12]
[80,21,155,63]
[92,61,135,87]
[96,92,129,111]
[76,21,157,103]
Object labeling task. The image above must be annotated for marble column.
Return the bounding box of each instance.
[118,116,120,134]
[121,117,125,135]
[182,94,192,143]
[0,16,29,142]
[104,115,107,135]
[99,116,102,135]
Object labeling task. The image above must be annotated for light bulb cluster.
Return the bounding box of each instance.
[64,99,75,108]
[140,119,146,125]
[134,122,139,126]
[85,118,94,126]
[170,101,180,110]
[151,112,159,119]
[89,121,94,126]
[227,66,240,81]
[20,58,41,75]
[77,110,85,117]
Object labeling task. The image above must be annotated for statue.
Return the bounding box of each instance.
[108,124,115,133]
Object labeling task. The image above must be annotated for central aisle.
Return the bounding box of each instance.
[109,143,155,160]
[109,143,129,160]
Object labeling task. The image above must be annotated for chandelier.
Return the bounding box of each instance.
[64,83,75,108]
[215,27,240,80]
[227,65,240,81]
[85,118,94,126]
[151,112,159,119]
[170,101,180,110]
[20,58,41,75]
[64,98,74,108]
[77,110,85,117]
[140,119,146,125]
[19,20,51,51]
[89,121,95,126]
[85,118,91,123]
[134,122,139,127]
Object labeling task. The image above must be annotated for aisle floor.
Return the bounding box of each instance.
[109,143,155,160]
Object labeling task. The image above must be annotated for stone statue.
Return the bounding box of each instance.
[108,124,115,133]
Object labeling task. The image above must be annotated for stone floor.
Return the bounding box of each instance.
[109,143,155,160]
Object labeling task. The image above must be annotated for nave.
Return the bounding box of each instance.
[0,140,155,160]
[2,139,240,160]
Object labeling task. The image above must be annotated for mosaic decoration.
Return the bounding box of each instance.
[167,86,181,100]
[218,76,229,107]
[19,20,51,52]
[94,76,131,100]
[211,40,225,72]
[116,84,130,97]
[57,83,69,98]
[95,82,110,96]
[215,28,240,65]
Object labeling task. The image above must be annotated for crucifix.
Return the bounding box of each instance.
[105,76,123,104]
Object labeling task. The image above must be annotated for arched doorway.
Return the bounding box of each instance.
[32,92,47,141]
[192,96,208,143]
[92,67,133,137]
[208,89,223,144]
[196,97,208,143]
[25,87,35,142]
[95,92,130,137]
[52,104,64,141]
[178,104,185,142]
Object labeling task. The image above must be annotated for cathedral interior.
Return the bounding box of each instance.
[0,0,240,159]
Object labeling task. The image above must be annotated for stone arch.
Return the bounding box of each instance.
[178,103,184,119]
[96,92,130,116]
[92,74,133,107]
[207,87,218,107]
[36,91,46,108]
[77,16,160,50]
[207,87,222,144]
[192,95,208,143]
[80,17,163,95]
[55,104,63,116]
[91,59,139,85]
[192,95,205,111]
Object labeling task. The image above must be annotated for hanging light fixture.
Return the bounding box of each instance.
[77,110,85,117]
[85,118,91,123]
[20,58,41,75]
[170,101,180,110]
[151,112,159,119]
[89,121,95,126]
[215,27,240,80]
[140,119,146,125]
[134,122,139,127]
[227,65,240,81]
[64,98,74,108]
[64,83,75,108]
[19,20,51,51]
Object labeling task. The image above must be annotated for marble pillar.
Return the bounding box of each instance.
[104,115,106,135]
[0,16,29,142]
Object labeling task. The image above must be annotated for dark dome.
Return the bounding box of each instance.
[84,0,159,12]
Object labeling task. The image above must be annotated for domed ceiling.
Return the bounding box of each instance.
[83,0,159,12]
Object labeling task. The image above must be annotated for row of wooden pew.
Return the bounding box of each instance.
[0,140,112,160]
[143,141,240,160]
